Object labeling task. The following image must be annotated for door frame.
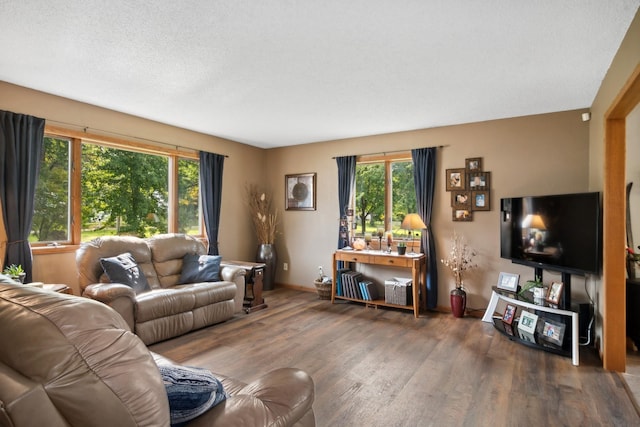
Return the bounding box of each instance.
[603,63,640,371]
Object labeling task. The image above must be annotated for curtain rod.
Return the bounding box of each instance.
[331,144,447,159]
[46,119,229,157]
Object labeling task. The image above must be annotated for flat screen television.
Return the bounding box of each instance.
[500,192,601,275]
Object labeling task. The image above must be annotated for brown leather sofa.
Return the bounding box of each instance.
[76,233,246,345]
[0,281,315,426]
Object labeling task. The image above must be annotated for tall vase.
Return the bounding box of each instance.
[256,243,277,291]
[450,287,467,318]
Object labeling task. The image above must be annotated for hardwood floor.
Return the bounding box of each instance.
[150,288,640,426]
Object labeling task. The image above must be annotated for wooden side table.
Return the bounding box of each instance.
[222,260,268,313]
[43,284,73,294]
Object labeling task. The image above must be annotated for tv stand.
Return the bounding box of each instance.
[483,287,579,365]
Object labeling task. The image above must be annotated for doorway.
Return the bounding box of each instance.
[604,63,640,372]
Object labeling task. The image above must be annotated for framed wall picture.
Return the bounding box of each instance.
[285,173,316,211]
[469,171,490,190]
[451,190,471,208]
[496,272,519,292]
[452,208,473,221]
[465,157,482,172]
[445,168,466,191]
[546,281,564,304]
[472,190,490,211]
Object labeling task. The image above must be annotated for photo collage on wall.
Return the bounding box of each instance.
[445,157,492,222]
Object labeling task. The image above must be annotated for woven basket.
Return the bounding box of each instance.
[314,280,332,300]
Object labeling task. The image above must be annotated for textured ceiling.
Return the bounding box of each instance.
[0,1,638,148]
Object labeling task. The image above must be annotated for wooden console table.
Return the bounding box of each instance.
[332,250,426,317]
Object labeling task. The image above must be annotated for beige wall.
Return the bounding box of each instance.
[0,82,265,294]
[0,84,590,310]
[588,8,640,355]
[266,110,590,310]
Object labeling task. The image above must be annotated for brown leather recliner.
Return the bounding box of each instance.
[76,233,246,345]
[0,282,315,426]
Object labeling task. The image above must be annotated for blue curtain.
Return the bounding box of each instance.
[0,110,45,282]
[412,147,438,310]
[336,156,356,249]
[199,151,225,255]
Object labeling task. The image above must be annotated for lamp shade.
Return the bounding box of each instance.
[521,214,546,230]
[401,213,426,230]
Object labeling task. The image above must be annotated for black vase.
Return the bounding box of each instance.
[256,244,277,291]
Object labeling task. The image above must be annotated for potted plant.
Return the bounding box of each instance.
[397,241,407,255]
[519,275,545,298]
[3,264,26,283]
[441,232,477,317]
[313,266,332,300]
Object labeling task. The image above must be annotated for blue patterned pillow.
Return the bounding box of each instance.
[179,253,221,284]
[159,364,229,426]
[100,252,150,294]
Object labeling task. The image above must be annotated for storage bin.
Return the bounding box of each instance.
[384,280,412,305]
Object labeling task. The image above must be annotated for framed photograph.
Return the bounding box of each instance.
[492,316,506,334]
[445,168,466,191]
[465,157,482,172]
[472,190,490,211]
[469,171,490,190]
[497,272,520,292]
[540,318,566,346]
[451,190,471,208]
[504,322,515,336]
[285,173,316,211]
[517,310,539,335]
[546,281,564,304]
[452,208,473,222]
[518,328,536,343]
[502,304,517,325]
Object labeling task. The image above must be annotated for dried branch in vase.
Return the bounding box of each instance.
[246,184,278,244]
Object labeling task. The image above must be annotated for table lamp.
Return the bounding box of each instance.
[401,213,426,254]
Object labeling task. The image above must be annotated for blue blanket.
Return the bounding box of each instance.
[158,364,229,426]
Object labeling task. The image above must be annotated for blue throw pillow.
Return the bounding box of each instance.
[100,252,150,294]
[179,253,221,284]
[159,364,229,426]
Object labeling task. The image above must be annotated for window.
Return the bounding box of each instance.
[31,136,71,243]
[31,129,202,248]
[354,154,416,238]
[177,158,201,235]
[81,144,169,240]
